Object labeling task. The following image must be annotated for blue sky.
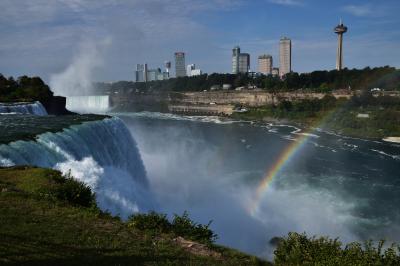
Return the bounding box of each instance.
[0,0,399,83]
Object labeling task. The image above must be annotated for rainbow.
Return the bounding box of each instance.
[248,108,338,216]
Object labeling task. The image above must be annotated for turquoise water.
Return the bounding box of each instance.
[0,114,108,144]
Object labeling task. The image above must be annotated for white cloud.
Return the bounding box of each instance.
[0,0,242,81]
[267,0,303,6]
[343,4,373,17]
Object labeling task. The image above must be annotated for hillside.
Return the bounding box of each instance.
[0,166,269,265]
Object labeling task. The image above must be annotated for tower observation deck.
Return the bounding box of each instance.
[334,19,348,70]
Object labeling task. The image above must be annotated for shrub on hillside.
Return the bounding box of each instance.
[171,211,218,245]
[54,177,95,207]
[128,211,218,245]
[128,211,171,233]
[274,232,400,266]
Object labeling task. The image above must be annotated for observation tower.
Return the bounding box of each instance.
[334,19,348,70]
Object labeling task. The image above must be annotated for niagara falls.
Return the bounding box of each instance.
[1,1,400,265]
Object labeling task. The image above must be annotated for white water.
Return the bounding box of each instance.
[0,101,47,115]
[67,95,110,113]
[0,117,152,218]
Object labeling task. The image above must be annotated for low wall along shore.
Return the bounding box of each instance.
[178,91,352,107]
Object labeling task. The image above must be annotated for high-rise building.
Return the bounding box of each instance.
[232,46,240,74]
[258,54,273,75]
[279,37,291,78]
[238,53,250,73]
[135,63,169,82]
[232,46,250,74]
[175,52,186,77]
[135,64,145,82]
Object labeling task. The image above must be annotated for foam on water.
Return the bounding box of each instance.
[67,95,110,114]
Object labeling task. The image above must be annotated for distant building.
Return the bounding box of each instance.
[187,64,195,76]
[135,64,169,82]
[175,52,186,77]
[258,54,273,75]
[147,68,161,82]
[190,69,202,76]
[135,64,147,82]
[165,61,171,74]
[279,37,291,78]
[271,67,279,77]
[186,64,202,77]
[232,46,250,74]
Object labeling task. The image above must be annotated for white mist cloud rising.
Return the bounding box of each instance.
[49,38,111,96]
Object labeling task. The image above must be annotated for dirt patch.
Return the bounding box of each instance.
[173,236,222,259]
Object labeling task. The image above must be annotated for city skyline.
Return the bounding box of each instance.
[0,0,399,83]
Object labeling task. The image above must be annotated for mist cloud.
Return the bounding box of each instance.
[49,38,111,96]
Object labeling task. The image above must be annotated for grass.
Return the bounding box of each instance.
[0,166,269,265]
[231,104,400,140]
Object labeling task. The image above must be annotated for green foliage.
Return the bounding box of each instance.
[95,66,400,93]
[172,211,218,245]
[128,211,171,233]
[0,74,53,104]
[274,232,400,266]
[52,171,96,207]
[1,167,265,265]
[128,211,218,245]
[32,170,96,207]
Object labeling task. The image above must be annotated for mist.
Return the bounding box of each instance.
[49,38,111,96]
[117,114,378,257]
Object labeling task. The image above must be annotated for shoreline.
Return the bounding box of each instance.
[383,137,400,144]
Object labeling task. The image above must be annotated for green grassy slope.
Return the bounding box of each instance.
[0,166,269,266]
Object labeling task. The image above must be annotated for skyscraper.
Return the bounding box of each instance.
[232,46,240,74]
[258,54,273,75]
[175,52,186,77]
[334,19,348,71]
[135,64,145,82]
[279,37,291,78]
[232,46,250,74]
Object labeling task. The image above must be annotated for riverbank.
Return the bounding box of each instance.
[0,166,269,265]
[230,107,400,141]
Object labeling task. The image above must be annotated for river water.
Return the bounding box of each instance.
[116,112,400,257]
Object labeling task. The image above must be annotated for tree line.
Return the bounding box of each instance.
[0,74,53,104]
[96,66,400,94]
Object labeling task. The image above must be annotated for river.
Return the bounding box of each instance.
[117,112,400,257]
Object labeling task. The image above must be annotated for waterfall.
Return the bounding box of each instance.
[66,95,110,113]
[0,101,48,115]
[0,117,152,218]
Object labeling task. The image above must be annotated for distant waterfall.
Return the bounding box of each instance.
[66,95,110,113]
[0,117,152,218]
[0,101,48,115]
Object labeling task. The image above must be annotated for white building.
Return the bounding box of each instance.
[279,37,292,78]
[258,54,273,75]
[186,64,202,77]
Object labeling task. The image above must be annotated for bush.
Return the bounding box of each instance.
[274,232,400,266]
[128,211,218,245]
[54,177,95,207]
[172,211,218,245]
[37,170,96,208]
[128,211,171,234]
